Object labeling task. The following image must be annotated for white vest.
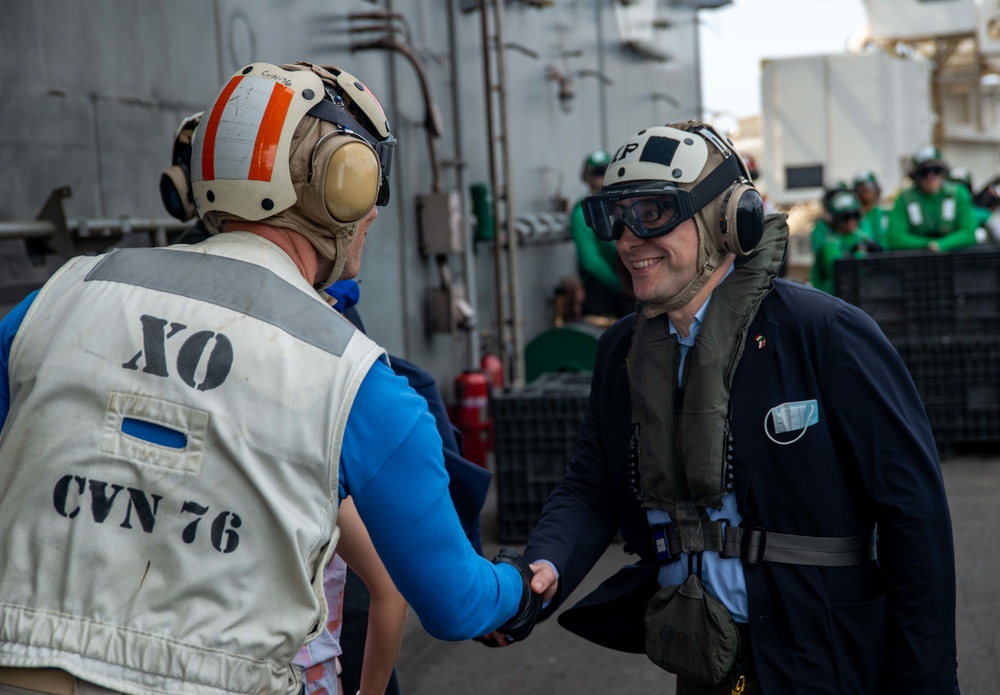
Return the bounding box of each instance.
[0,233,385,695]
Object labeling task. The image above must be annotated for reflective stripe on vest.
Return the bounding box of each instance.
[86,247,354,357]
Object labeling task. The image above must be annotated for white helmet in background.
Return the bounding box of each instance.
[190,61,397,286]
[581,121,764,310]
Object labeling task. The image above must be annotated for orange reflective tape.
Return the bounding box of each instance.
[201,74,244,182]
[249,82,295,182]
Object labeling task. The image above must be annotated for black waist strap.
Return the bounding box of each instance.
[657,521,877,567]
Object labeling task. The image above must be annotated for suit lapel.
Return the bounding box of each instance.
[732,303,779,513]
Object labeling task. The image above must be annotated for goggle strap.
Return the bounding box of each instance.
[688,155,743,213]
[307,98,380,151]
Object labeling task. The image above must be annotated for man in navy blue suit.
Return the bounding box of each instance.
[517,122,960,694]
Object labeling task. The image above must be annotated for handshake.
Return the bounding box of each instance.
[475,548,545,648]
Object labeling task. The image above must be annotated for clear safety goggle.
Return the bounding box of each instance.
[581,151,746,242]
[581,184,697,241]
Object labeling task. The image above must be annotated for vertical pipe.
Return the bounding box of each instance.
[212,0,226,83]
[931,64,945,149]
[385,0,411,357]
[595,0,609,149]
[692,7,704,121]
[447,0,480,369]
[480,0,510,380]
[491,0,524,386]
[824,57,832,181]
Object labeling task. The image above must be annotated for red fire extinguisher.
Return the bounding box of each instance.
[478,352,503,451]
[453,369,492,468]
[480,351,504,391]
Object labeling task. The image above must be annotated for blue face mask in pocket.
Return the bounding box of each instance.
[765,399,819,445]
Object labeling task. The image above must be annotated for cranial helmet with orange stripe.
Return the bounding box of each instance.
[191,61,396,286]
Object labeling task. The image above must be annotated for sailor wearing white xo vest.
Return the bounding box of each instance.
[0,62,540,695]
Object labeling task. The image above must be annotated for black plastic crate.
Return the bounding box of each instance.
[492,372,591,543]
[951,249,1000,334]
[834,251,941,341]
[834,248,1000,343]
[923,405,1000,446]
[894,336,1000,451]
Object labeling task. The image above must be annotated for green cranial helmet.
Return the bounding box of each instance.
[581,149,611,181]
[828,190,861,217]
[910,144,945,172]
[821,180,851,213]
[853,170,880,191]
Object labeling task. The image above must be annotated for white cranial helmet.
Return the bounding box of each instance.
[190,62,397,287]
[583,121,765,310]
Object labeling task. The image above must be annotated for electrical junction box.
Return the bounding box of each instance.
[425,283,474,335]
[761,51,934,206]
[418,191,464,256]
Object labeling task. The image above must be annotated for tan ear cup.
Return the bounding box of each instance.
[323,140,381,223]
[719,181,765,256]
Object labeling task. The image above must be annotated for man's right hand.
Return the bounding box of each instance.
[475,560,560,648]
[529,562,559,603]
[473,548,543,648]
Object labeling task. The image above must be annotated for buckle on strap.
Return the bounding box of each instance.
[739,527,767,566]
[655,519,732,562]
[654,523,878,567]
